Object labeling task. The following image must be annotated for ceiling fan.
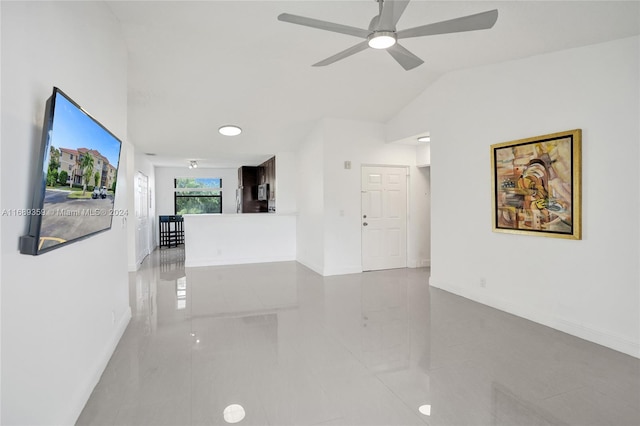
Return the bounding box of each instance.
[278,0,498,71]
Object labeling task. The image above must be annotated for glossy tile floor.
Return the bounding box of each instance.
[78,248,640,426]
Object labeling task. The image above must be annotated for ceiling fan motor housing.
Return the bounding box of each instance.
[367,31,397,49]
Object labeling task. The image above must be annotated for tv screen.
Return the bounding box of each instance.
[19,87,123,255]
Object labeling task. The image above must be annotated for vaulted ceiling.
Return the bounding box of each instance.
[106,1,640,168]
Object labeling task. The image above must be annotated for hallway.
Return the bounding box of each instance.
[78,248,639,425]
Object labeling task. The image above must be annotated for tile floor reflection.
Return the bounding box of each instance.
[77,248,640,425]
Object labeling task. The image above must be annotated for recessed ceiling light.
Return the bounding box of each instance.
[223,404,246,423]
[417,136,430,143]
[418,404,431,416]
[368,31,397,49]
[219,125,242,136]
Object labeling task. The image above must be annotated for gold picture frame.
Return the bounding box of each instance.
[491,129,582,239]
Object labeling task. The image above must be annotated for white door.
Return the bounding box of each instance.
[361,166,408,271]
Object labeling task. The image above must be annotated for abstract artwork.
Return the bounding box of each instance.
[491,129,582,239]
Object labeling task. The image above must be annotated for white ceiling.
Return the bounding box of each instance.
[106,0,640,168]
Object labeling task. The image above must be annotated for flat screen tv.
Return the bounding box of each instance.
[19,87,123,255]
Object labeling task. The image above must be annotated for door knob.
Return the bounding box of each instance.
[363,222,368,226]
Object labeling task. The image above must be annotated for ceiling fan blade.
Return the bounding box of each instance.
[397,9,498,39]
[387,43,424,70]
[278,13,369,39]
[377,0,411,30]
[313,41,370,67]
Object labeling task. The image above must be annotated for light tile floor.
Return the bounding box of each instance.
[77,247,640,425]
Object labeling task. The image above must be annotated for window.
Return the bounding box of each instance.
[174,177,222,214]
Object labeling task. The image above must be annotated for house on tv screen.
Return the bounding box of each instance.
[58,147,117,189]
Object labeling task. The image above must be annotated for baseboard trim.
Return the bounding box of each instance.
[69,307,132,424]
[185,254,296,268]
[553,318,640,359]
[294,259,362,277]
[322,265,363,277]
[430,279,640,359]
[127,261,141,272]
[296,258,325,276]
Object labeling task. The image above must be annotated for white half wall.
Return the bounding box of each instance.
[1,2,131,424]
[387,36,640,358]
[183,214,296,267]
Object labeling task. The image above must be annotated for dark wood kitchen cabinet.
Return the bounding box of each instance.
[237,157,276,213]
[260,156,276,212]
[237,166,264,213]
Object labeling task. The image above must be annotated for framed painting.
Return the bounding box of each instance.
[491,129,582,239]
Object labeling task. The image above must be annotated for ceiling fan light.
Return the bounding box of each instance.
[367,31,396,49]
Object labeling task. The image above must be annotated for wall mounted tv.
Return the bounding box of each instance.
[19,87,123,255]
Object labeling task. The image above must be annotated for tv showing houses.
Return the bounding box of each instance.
[36,89,123,252]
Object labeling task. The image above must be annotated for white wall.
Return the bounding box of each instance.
[411,166,431,268]
[387,36,640,358]
[323,118,427,275]
[296,122,326,274]
[0,2,131,424]
[124,140,137,270]
[416,143,431,167]
[296,118,431,276]
[275,152,297,215]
